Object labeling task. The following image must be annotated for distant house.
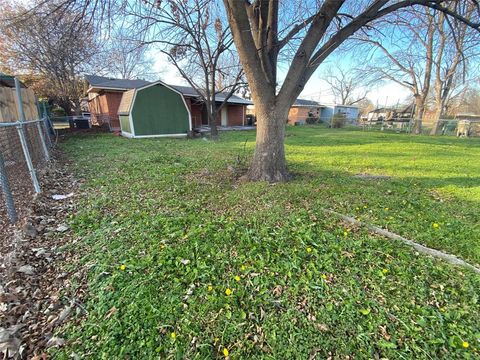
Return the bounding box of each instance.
[286,100,360,125]
[86,75,150,131]
[168,85,252,128]
[287,99,323,125]
[366,107,395,123]
[395,104,415,120]
[320,104,359,123]
[85,75,252,134]
[366,104,415,124]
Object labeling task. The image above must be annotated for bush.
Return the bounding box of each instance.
[306,116,319,124]
[331,113,347,128]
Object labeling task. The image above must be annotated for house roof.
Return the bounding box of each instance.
[293,98,322,107]
[397,103,415,114]
[85,75,151,92]
[87,75,252,105]
[370,107,394,113]
[169,84,252,105]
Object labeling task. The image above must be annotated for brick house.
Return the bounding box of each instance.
[287,99,323,125]
[86,75,150,131]
[85,75,251,131]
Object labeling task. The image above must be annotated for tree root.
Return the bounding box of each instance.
[324,209,480,275]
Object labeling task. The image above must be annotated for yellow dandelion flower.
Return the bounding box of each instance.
[241,265,246,271]
[208,285,213,292]
[432,223,439,229]
[170,331,176,339]
[462,341,469,348]
[363,205,368,209]
[223,348,229,357]
[234,275,241,282]
[225,288,232,296]
[321,274,327,279]
[382,268,388,274]
[384,207,389,211]
[306,247,312,253]
[120,264,126,271]
[343,231,348,237]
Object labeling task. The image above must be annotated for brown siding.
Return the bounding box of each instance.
[227,105,245,126]
[185,97,206,128]
[288,107,311,125]
[88,91,123,131]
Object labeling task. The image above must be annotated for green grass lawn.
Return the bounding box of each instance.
[56,127,480,359]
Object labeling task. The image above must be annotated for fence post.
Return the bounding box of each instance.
[36,119,50,161]
[0,153,18,223]
[14,77,40,193]
[34,97,50,160]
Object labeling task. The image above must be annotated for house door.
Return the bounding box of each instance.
[221,106,228,126]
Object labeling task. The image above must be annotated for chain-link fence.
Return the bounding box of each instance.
[0,118,53,224]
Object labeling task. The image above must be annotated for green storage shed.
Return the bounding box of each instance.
[117,81,192,138]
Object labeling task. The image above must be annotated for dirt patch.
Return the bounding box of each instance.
[0,150,87,359]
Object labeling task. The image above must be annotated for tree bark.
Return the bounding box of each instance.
[209,112,219,139]
[412,96,425,134]
[430,108,443,135]
[247,100,290,182]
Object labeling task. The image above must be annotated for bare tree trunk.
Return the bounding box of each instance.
[430,107,443,135]
[247,101,289,182]
[210,112,219,139]
[412,96,425,134]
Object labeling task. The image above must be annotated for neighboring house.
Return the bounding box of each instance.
[85,75,151,131]
[320,104,359,123]
[118,81,191,138]
[85,75,252,133]
[169,85,252,128]
[395,104,415,120]
[366,107,395,123]
[288,99,323,125]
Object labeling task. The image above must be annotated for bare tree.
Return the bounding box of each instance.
[358,8,439,134]
[324,66,371,105]
[430,3,479,134]
[127,0,244,138]
[221,1,480,181]
[356,98,376,117]
[360,3,478,135]
[101,27,157,80]
[14,0,480,181]
[0,0,100,115]
[452,85,480,115]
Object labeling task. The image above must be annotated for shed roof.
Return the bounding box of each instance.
[117,81,192,116]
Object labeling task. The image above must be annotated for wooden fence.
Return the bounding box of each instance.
[0,86,38,122]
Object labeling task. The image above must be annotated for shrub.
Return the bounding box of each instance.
[331,113,347,128]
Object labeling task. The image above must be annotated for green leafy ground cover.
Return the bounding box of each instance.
[56,127,480,359]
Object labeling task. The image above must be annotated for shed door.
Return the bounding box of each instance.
[221,106,228,126]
